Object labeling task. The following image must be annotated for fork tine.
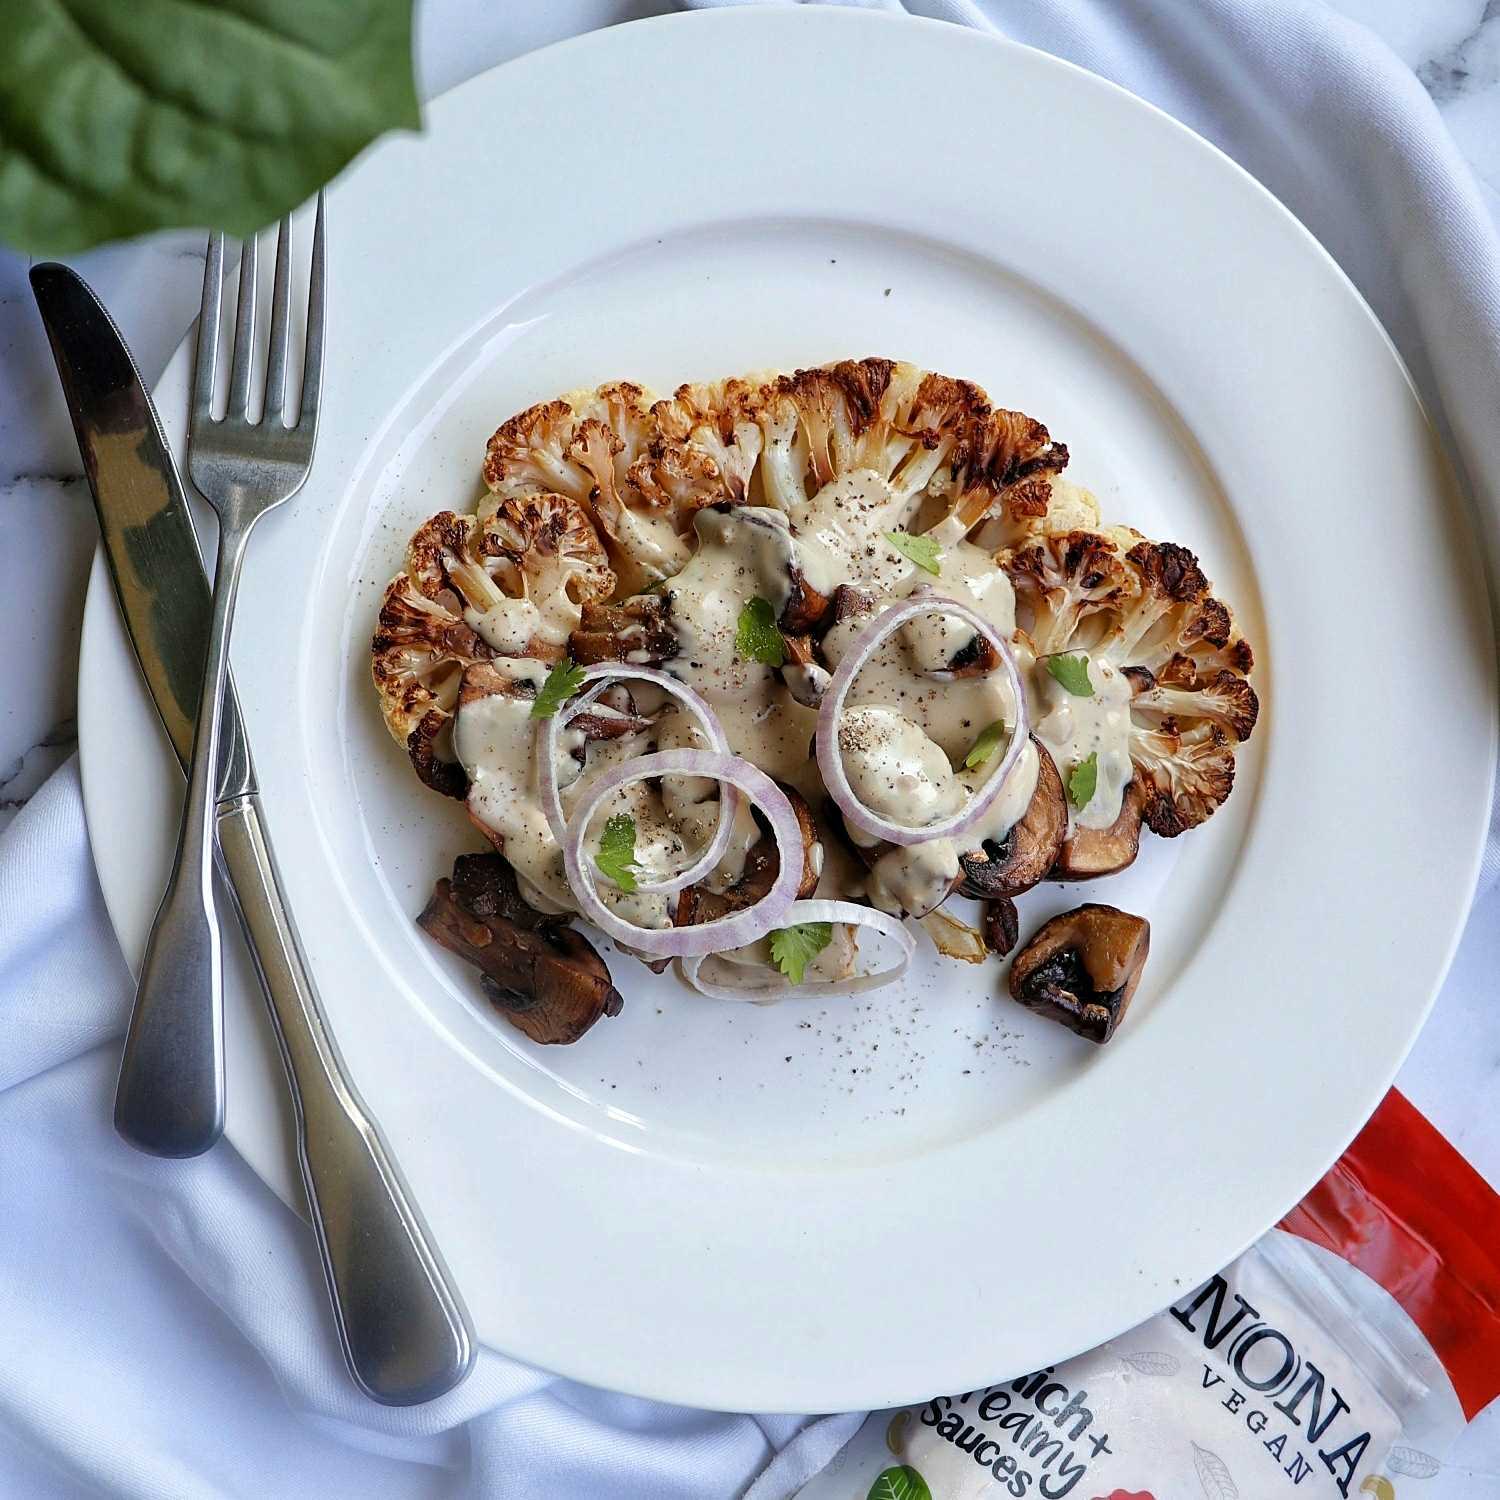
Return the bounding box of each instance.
[263,215,293,424]
[298,192,326,432]
[191,233,224,428]
[226,231,258,418]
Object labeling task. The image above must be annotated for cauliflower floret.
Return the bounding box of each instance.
[752,359,1069,546]
[481,382,689,590]
[1002,528,1258,840]
[371,495,613,796]
[1131,722,1238,837]
[1004,529,1134,656]
[633,377,765,516]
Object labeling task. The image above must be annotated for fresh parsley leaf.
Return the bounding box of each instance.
[1045,652,1094,697]
[770,922,833,985]
[736,596,785,667]
[1068,752,1099,811]
[867,1468,932,1500]
[883,530,943,576]
[595,814,641,894]
[963,720,1008,770]
[529,658,585,720]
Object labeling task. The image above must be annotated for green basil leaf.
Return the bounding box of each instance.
[736,596,785,667]
[867,1467,932,1500]
[882,530,943,576]
[963,719,1008,770]
[1,0,419,253]
[1045,652,1094,697]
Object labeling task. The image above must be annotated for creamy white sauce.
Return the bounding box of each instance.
[454,465,1132,966]
[613,507,690,590]
[839,707,964,831]
[465,596,549,655]
[788,468,915,596]
[1033,655,1134,829]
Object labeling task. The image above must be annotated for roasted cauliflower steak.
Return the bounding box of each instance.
[373,358,1255,854]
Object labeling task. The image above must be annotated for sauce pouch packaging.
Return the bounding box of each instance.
[794,1091,1500,1500]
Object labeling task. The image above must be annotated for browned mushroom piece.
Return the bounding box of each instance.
[958,739,1067,898]
[1008,903,1150,1044]
[674,783,821,926]
[779,632,832,710]
[781,560,831,634]
[1050,780,1147,880]
[982,897,1020,957]
[569,593,678,666]
[936,630,1002,679]
[418,853,622,1045]
[826,582,876,627]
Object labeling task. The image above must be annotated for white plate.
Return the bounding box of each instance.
[78,8,1495,1412]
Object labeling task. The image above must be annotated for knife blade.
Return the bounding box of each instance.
[30,263,254,802]
[33,262,475,1405]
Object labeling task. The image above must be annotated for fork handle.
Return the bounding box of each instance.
[116,521,251,1157]
[216,794,475,1405]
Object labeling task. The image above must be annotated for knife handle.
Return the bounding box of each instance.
[215,793,475,1406]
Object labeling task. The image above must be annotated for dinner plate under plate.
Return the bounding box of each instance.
[77,8,1495,1411]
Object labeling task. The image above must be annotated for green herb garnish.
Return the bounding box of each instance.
[770,922,834,985]
[1046,652,1094,697]
[867,1468,932,1500]
[530,658,586,719]
[882,530,942,576]
[1068,752,1099,811]
[736,596,785,667]
[594,813,641,894]
[963,720,1008,771]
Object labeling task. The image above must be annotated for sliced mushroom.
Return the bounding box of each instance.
[827,582,876,627]
[674,782,821,925]
[1050,780,1147,880]
[1008,903,1150,1044]
[780,559,831,634]
[982,897,1020,957]
[418,853,622,1045]
[566,704,653,740]
[935,629,1002,679]
[779,632,831,710]
[569,593,678,666]
[958,739,1066,898]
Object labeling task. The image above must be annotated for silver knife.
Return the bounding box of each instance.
[32,263,475,1407]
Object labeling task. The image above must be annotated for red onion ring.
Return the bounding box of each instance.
[815,591,1030,847]
[677,899,917,1000]
[561,750,802,958]
[537,664,739,898]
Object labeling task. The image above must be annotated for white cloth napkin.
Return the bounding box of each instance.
[3,3,1497,1498]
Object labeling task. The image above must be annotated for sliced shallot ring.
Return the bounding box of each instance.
[816,590,1030,847]
[677,899,917,1000]
[562,750,802,958]
[538,663,739,897]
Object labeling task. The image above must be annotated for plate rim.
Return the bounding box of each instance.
[78,5,1496,1411]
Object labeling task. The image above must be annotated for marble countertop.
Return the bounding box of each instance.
[2,0,1499,1450]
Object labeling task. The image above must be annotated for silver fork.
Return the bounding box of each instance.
[116,199,325,1158]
